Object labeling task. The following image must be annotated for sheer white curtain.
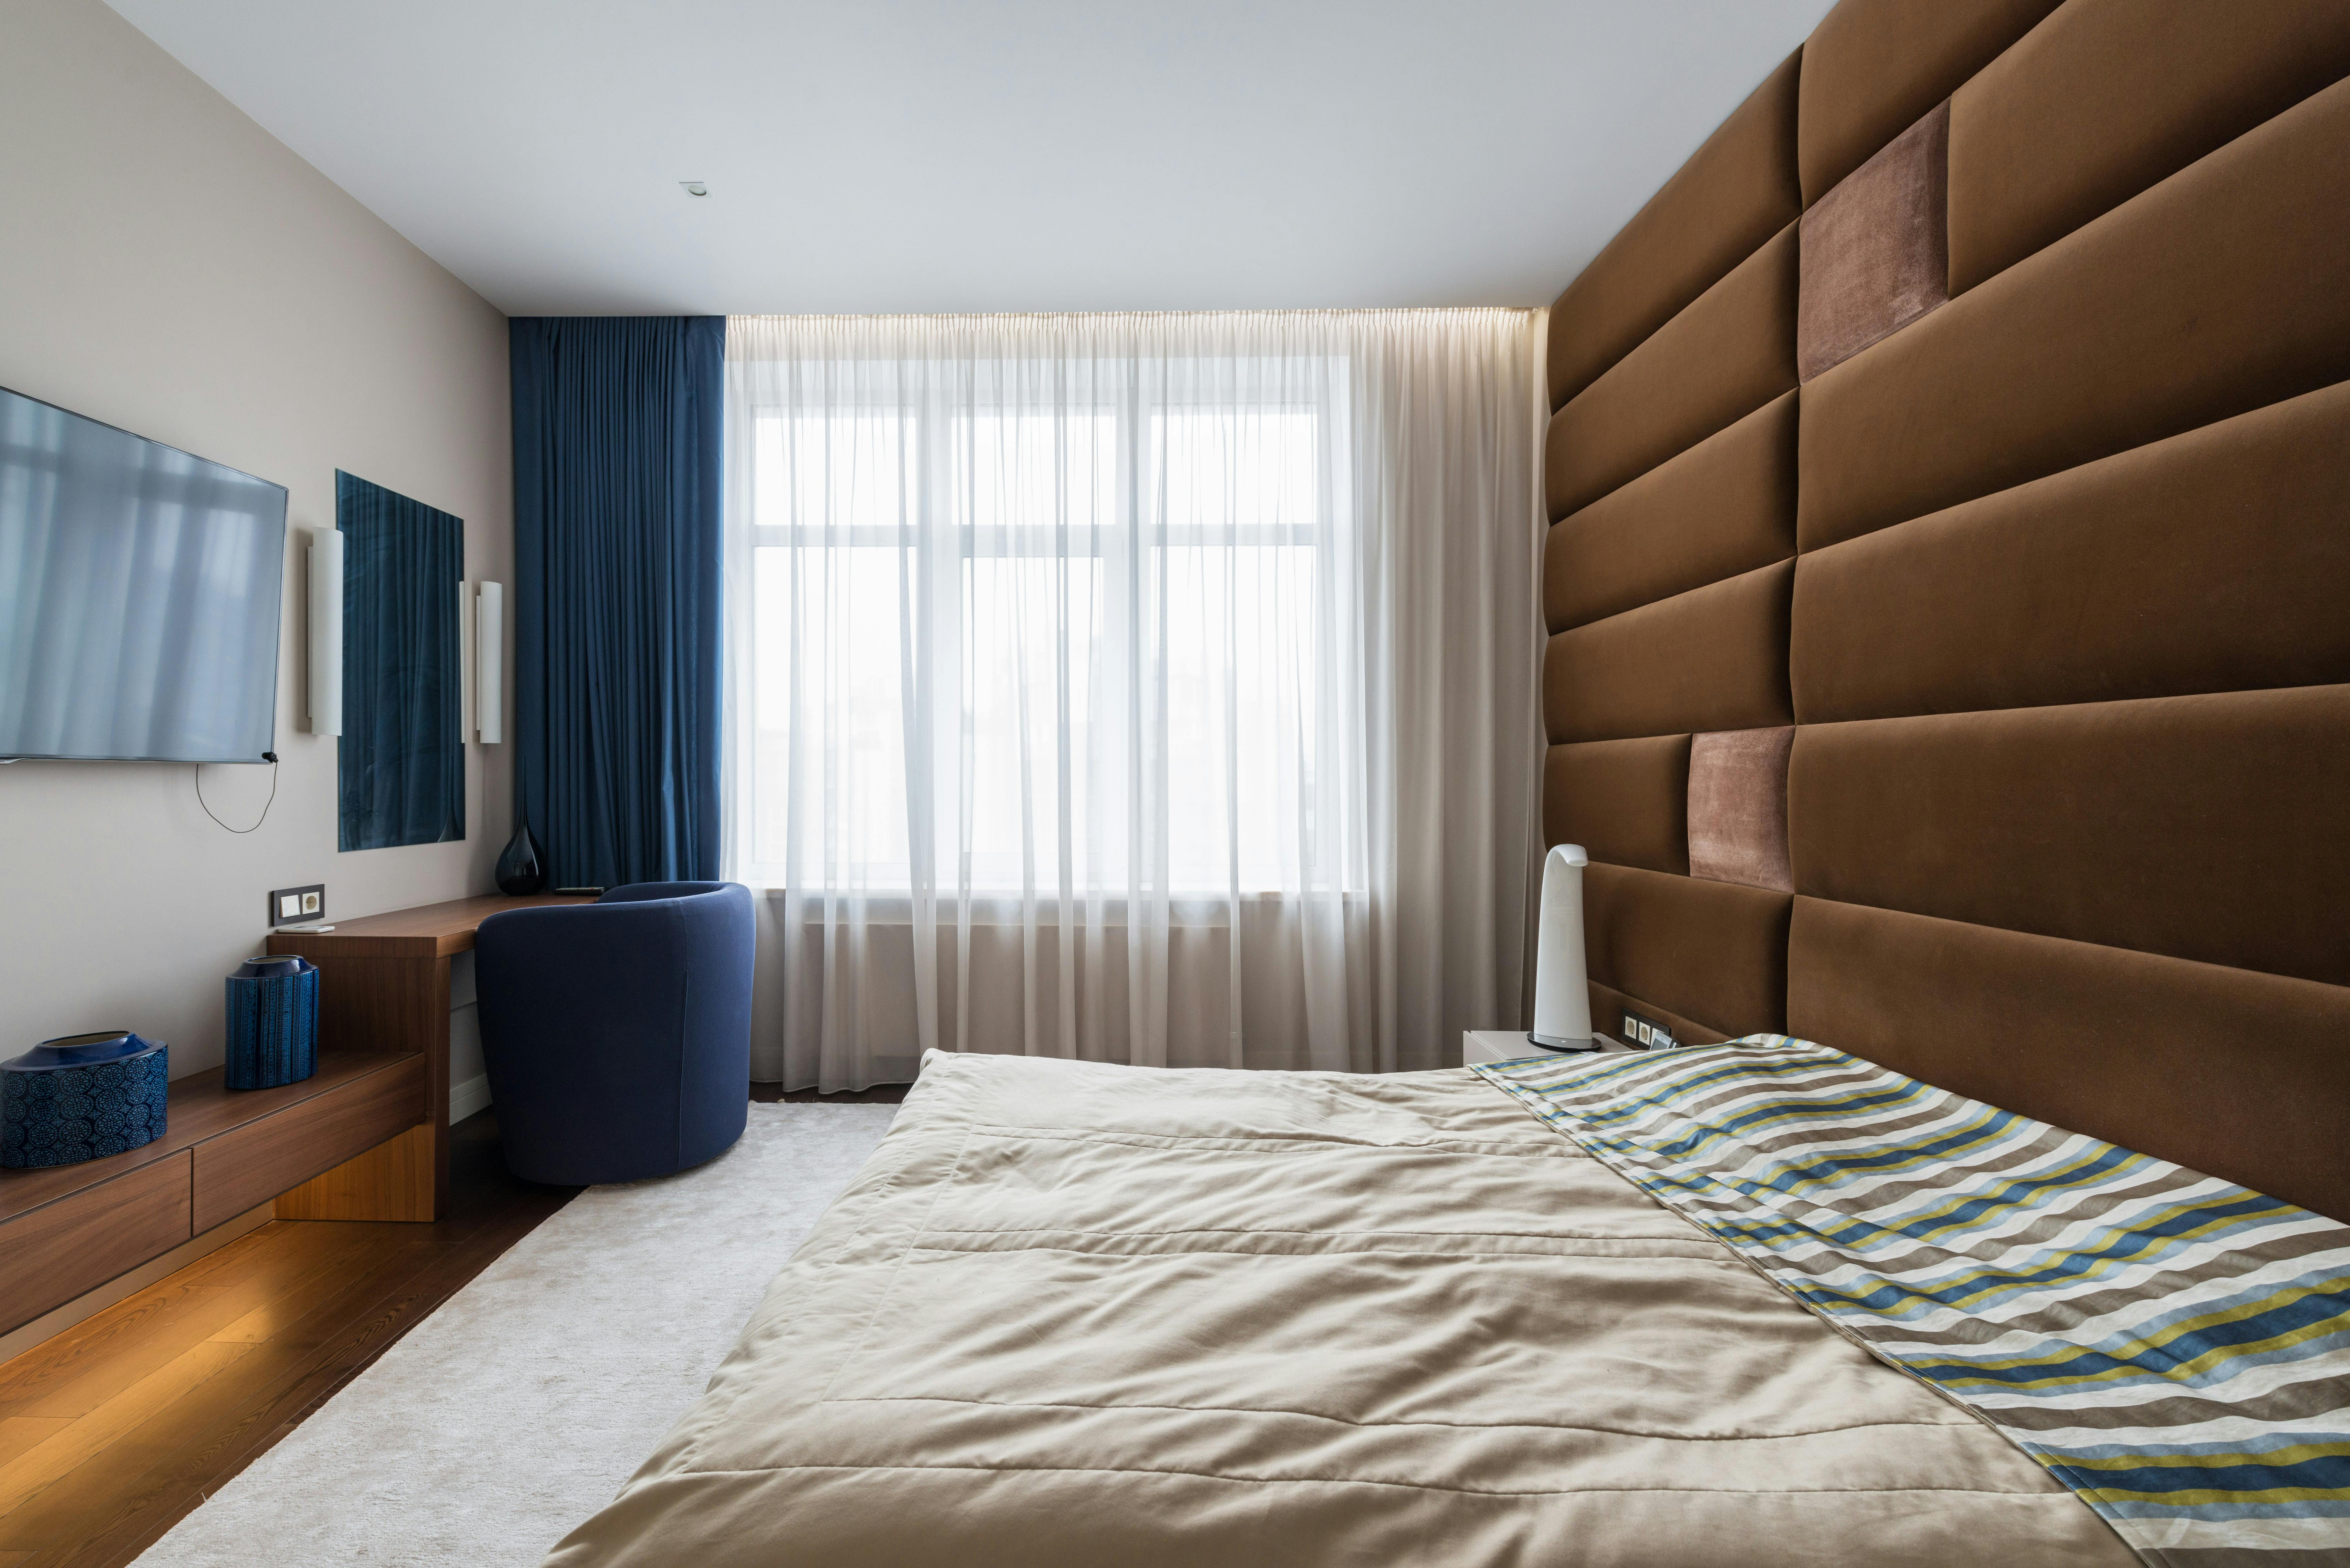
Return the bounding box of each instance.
[721,310,1542,1089]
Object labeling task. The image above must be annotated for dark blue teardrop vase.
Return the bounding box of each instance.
[497,819,546,895]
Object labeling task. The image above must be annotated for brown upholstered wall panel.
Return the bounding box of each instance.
[1789,686,2350,985]
[1546,50,1803,411]
[1788,899,2350,1223]
[1543,560,1792,743]
[1688,727,1795,894]
[1797,101,1948,382]
[1544,391,1795,628]
[1586,864,1789,1038]
[1589,980,1735,1051]
[1542,736,1690,876]
[1548,222,1797,518]
[1540,0,2348,1219]
[1949,0,2350,294]
[1794,379,2350,723]
[1796,0,2063,205]
[1800,74,2350,552]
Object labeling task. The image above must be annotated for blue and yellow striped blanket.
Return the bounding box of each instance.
[1475,1037,2350,1566]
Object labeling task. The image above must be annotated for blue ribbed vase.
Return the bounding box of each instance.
[1,1032,170,1169]
[224,955,319,1091]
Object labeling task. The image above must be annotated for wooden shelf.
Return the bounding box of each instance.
[269,892,591,959]
[0,1050,417,1226]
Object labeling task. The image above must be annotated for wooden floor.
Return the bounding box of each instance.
[754,1081,911,1104]
[0,1110,579,1568]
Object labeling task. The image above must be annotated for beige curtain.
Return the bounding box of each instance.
[720,309,1544,1088]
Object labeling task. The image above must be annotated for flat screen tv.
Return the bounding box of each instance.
[0,386,287,763]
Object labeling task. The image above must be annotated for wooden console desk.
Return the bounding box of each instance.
[0,893,589,1341]
[267,892,589,1220]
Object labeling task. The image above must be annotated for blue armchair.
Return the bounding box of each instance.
[475,881,753,1184]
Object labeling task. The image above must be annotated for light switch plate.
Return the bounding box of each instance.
[268,883,326,928]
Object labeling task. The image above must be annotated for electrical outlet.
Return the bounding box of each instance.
[269,884,326,928]
[1620,1008,1680,1050]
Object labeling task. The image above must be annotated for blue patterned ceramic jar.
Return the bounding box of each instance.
[1,1031,170,1169]
[224,954,319,1090]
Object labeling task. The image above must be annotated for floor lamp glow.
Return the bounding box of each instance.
[1529,843,1596,1051]
[306,528,342,737]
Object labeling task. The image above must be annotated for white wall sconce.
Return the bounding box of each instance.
[475,581,503,744]
[306,526,342,737]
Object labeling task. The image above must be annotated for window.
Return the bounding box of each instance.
[737,373,1352,898]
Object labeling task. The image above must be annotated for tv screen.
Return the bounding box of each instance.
[0,386,287,763]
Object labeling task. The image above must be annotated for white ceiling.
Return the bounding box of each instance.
[106,0,1834,318]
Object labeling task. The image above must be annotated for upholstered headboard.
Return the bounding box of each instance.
[1541,0,2350,1220]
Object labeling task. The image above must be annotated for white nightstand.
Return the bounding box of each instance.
[1461,1029,1630,1067]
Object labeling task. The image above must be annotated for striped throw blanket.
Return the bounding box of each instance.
[1475,1038,2350,1567]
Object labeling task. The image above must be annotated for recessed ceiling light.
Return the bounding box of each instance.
[679,181,708,197]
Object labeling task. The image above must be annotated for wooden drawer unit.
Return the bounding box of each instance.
[0,1152,192,1335]
[191,1055,424,1231]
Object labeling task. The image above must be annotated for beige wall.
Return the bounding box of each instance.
[0,0,513,1078]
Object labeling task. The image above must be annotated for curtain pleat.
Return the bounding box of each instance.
[723,310,1544,1089]
[510,316,724,887]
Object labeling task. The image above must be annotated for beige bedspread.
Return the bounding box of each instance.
[544,1053,2136,1567]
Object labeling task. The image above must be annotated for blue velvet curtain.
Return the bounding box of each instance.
[336,470,464,851]
[510,316,724,888]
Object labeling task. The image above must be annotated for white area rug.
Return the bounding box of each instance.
[132,1103,897,1568]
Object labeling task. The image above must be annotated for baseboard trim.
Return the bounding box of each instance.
[0,1200,276,1367]
[450,1072,492,1125]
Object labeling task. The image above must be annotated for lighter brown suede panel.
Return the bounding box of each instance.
[1799,75,2350,552]
[1545,391,1796,629]
[1586,863,1790,1038]
[1688,727,1796,894]
[1790,899,2350,1223]
[1797,0,2064,205]
[1794,378,2350,724]
[1543,560,1793,744]
[1548,51,1803,411]
[1950,0,2350,293]
[1549,222,1798,519]
[1798,101,1949,382]
[1789,686,2350,987]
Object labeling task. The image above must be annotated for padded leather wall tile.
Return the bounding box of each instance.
[1547,50,1803,411]
[1950,0,2350,294]
[1542,736,1690,875]
[1544,561,1793,743]
[1797,0,2063,205]
[1799,75,2350,552]
[1589,980,1734,1050]
[1585,864,1789,1038]
[1797,101,1948,382]
[1789,686,2350,986]
[1548,223,1797,518]
[1789,899,2350,1223]
[1544,391,1795,628]
[1688,727,1795,894]
[1794,379,2350,723]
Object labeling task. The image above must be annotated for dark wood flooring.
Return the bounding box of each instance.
[754,1082,911,1104]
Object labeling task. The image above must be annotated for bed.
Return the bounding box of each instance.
[544,1051,2152,1567]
